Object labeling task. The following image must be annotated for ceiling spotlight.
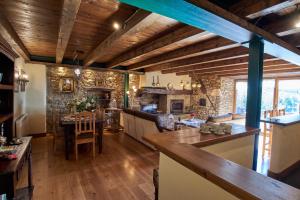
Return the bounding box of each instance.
[113,22,120,30]
[296,22,300,28]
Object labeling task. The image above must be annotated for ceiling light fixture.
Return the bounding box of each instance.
[113,22,120,30]
[74,68,81,77]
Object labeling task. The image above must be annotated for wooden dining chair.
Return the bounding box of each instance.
[74,112,96,160]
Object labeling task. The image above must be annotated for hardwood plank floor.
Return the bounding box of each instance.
[16,131,159,200]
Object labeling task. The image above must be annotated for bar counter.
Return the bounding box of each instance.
[145,124,258,148]
[261,114,300,179]
[143,124,300,200]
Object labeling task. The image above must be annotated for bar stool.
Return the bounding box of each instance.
[262,110,274,159]
[262,109,285,159]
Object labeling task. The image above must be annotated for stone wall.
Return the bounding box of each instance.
[46,66,140,133]
[219,77,234,115]
[191,75,234,120]
[128,74,141,108]
[191,75,221,120]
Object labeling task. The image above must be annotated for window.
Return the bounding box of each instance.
[261,79,275,113]
[235,79,275,115]
[278,79,300,114]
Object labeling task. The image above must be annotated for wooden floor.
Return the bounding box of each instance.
[17,131,159,200]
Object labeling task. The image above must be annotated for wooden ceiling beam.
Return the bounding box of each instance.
[107,25,211,68]
[219,67,300,77]
[25,60,144,75]
[56,0,81,64]
[145,46,249,72]
[128,37,238,70]
[161,54,279,74]
[178,61,291,76]
[83,9,156,67]
[263,11,300,37]
[0,12,30,60]
[121,0,300,67]
[145,0,294,73]
[282,33,300,47]
[112,0,296,71]
[229,0,300,20]
[188,65,299,77]
[170,57,283,75]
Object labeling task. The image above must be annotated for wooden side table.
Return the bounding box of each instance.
[0,137,33,199]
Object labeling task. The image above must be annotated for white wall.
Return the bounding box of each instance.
[143,71,191,90]
[25,63,47,134]
[159,153,239,200]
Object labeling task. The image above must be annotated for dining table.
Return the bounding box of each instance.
[60,114,105,160]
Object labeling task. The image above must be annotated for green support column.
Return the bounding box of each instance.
[246,35,264,171]
[124,73,129,108]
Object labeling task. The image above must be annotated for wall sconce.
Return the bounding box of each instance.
[180,80,185,90]
[180,80,190,90]
[132,85,137,93]
[191,82,201,89]
[15,70,29,92]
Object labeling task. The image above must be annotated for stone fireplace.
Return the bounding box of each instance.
[170,99,184,114]
[137,87,191,114]
[159,94,191,114]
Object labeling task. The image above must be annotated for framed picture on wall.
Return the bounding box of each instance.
[59,77,74,93]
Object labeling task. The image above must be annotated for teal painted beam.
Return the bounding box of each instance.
[124,73,129,108]
[245,35,264,171]
[119,0,300,66]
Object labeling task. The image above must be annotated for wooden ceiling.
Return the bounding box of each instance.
[1,0,300,77]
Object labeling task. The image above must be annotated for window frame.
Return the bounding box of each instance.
[233,76,300,114]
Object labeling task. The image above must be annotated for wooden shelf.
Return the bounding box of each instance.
[0,84,14,90]
[0,113,13,123]
[137,87,192,95]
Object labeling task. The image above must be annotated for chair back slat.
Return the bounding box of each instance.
[278,108,286,116]
[75,112,96,136]
[264,108,286,118]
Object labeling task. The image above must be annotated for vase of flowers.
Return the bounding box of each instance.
[67,96,97,113]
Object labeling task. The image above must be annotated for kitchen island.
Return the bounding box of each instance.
[261,114,300,179]
[144,124,300,200]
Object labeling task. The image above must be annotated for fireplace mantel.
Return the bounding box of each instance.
[137,87,192,96]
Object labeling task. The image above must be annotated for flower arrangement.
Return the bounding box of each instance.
[67,96,97,112]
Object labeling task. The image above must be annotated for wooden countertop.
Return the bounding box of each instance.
[143,125,300,200]
[0,137,32,175]
[261,114,300,126]
[144,124,259,148]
